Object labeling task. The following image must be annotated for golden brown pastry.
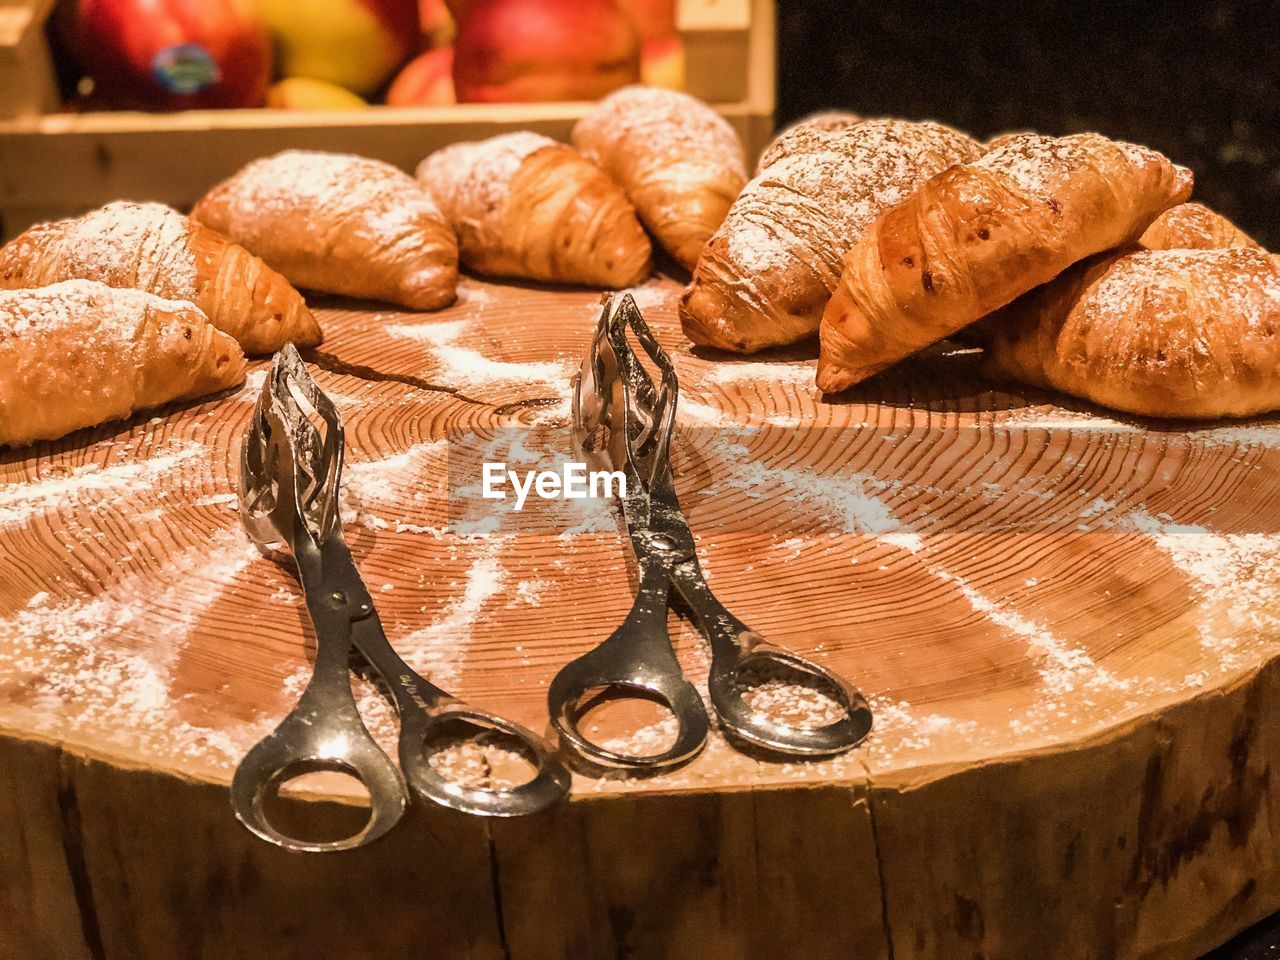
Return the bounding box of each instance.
[572,86,747,271]
[0,201,319,355]
[679,118,982,353]
[959,200,1261,348]
[982,248,1280,419]
[1138,201,1260,251]
[0,280,246,446]
[755,111,864,174]
[817,133,1193,392]
[417,132,651,288]
[192,150,459,311]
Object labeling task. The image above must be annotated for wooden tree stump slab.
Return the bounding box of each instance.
[1,273,1278,959]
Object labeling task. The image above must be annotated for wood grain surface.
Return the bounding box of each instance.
[1,273,1278,959]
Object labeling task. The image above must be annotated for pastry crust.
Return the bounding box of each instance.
[0,202,319,355]
[417,132,652,288]
[679,118,982,354]
[0,280,246,446]
[961,199,1261,347]
[818,133,1193,392]
[1137,201,1260,251]
[983,248,1280,419]
[192,150,460,311]
[755,111,864,175]
[572,85,747,271]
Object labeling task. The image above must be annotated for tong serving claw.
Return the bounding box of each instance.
[547,295,874,771]
[232,345,569,853]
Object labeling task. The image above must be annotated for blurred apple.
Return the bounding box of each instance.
[452,0,640,103]
[442,0,474,23]
[253,0,418,97]
[72,0,271,111]
[620,0,675,40]
[419,0,455,47]
[641,34,684,89]
[267,77,369,110]
[387,48,455,105]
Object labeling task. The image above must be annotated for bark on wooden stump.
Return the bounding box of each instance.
[0,274,1277,958]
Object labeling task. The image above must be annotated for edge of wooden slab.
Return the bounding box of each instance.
[3,649,1275,959]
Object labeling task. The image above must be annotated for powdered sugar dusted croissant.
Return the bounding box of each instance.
[1137,202,1260,251]
[982,248,1280,419]
[960,199,1260,347]
[572,86,747,271]
[417,132,651,288]
[818,133,1193,393]
[192,150,459,311]
[0,201,319,355]
[0,280,245,446]
[679,118,982,354]
[755,111,864,174]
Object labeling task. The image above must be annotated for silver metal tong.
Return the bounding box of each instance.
[547,295,874,771]
[233,345,569,853]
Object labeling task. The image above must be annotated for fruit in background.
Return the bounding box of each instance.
[442,0,475,23]
[620,0,675,40]
[267,77,369,110]
[252,0,419,97]
[387,48,455,105]
[619,0,683,90]
[641,34,684,90]
[72,0,272,111]
[419,0,456,47]
[452,0,640,103]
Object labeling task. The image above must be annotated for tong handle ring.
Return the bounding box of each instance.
[546,636,709,771]
[229,685,408,853]
[707,639,874,758]
[397,703,571,817]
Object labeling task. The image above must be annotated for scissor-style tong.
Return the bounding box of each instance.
[233,345,569,852]
[547,295,873,771]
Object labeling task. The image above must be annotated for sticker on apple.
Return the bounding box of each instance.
[151,44,222,95]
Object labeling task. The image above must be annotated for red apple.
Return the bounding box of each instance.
[443,0,475,23]
[73,0,272,111]
[453,0,640,103]
[387,48,456,106]
[620,0,675,41]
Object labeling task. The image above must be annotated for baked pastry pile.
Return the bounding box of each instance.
[1,83,1275,445]
[680,118,983,353]
[816,133,1193,392]
[673,114,1274,421]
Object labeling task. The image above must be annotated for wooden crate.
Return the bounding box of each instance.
[0,0,775,240]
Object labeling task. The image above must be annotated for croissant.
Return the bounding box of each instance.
[982,248,1280,419]
[192,150,459,311]
[959,199,1260,348]
[571,86,747,271]
[679,118,982,354]
[417,132,651,288]
[0,202,319,355]
[755,111,864,174]
[1137,201,1260,251]
[0,280,246,446]
[817,133,1193,392]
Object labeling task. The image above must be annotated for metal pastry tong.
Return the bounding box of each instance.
[547,295,873,771]
[233,345,569,853]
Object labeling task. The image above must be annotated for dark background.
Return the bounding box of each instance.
[775,0,1279,249]
[777,5,1278,955]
